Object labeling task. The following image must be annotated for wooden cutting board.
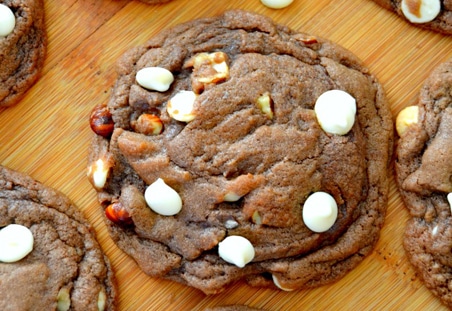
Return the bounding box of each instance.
[1,0,451,309]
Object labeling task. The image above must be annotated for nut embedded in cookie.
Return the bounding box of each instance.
[0,165,117,310]
[88,10,393,295]
[395,58,452,308]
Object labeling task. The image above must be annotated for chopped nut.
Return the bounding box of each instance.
[105,202,133,226]
[131,113,163,135]
[272,274,295,291]
[97,288,107,311]
[167,90,197,122]
[90,104,114,137]
[57,287,71,311]
[396,105,419,136]
[222,174,264,203]
[87,157,113,190]
[252,210,262,225]
[295,35,318,45]
[404,0,422,17]
[186,52,230,94]
[223,192,242,202]
[257,92,274,119]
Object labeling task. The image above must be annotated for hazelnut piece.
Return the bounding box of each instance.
[105,202,133,226]
[131,113,163,135]
[97,288,107,311]
[90,104,114,137]
[186,52,230,94]
[257,92,274,119]
[57,287,71,311]
[87,157,113,190]
[396,105,419,136]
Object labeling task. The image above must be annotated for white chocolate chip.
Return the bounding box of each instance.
[167,90,197,122]
[145,178,182,216]
[314,90,356,135]
[401,0,441,24]
[0,224,34,263]
[0,4,15,37]
[261,0,294,9]
[272,274,295,291]
[302,192,338,233]
[396,106,419,136]
[136,67,174,92]
[218,235,255,268]
[57,288,71,311]
[97,288,107,311]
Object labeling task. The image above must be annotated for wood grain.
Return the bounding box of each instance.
[1,0,451,310]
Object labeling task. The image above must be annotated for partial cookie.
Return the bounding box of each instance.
[395,58,452,308]
[87,10,393,294]
[0,0,46,107]
[371,0,452,35]
[0,165,117,310]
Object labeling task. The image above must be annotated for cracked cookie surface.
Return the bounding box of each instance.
[396,58,452,308]
[88,10,393,294]
[0,165,117,311]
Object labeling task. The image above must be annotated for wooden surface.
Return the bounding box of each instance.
[1,0,451,310]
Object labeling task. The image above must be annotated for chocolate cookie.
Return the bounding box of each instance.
[87,10,393,294]
[395,58,452,308]
[371,0,452,35]
[0,0,46,108]
[0,165,117,310]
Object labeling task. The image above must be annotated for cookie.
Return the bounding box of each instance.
[0,0,46,108]
[0,165,117,310]
[87,10,393,294]
[371,0,452,35]
[395,58,452,308]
